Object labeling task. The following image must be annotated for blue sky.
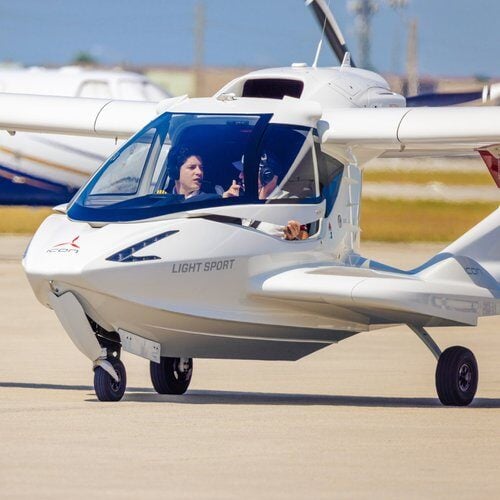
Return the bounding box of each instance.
[1,1,497,77]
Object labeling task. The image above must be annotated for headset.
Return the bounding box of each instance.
[258,152,279,186]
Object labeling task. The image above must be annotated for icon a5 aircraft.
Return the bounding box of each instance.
[1,0,498,404]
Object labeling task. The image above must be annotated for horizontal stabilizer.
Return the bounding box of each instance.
[250,210,500,329]
[250,264,497,328]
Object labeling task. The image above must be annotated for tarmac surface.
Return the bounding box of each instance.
[0,236,499,499]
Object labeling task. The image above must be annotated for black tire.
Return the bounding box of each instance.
[150,357,193,395]
[435,346,478,406]
[94,358,127,402]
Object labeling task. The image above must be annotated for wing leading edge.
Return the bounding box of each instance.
[320,106,500,186]
[0,93,168,139]
[321,106,500,154]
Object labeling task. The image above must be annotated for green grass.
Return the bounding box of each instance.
[0,207,52,234]
[364,170,493,186]
[361,199,498,242]
[0,201,497,242]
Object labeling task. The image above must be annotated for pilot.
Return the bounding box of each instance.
[165,146,234,200]
[228,153,308,240]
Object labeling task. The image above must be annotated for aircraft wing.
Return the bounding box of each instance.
[321,106,500,186]
[321,107,500,154]
[0,93,162,139]
[249,262,499,329]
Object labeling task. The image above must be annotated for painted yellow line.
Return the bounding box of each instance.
[0,145,89,176]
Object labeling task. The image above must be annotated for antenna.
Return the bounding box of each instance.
[194,1,205,97]
[311,0,331,68]
[406,17,419,96]
[312,39,323,68]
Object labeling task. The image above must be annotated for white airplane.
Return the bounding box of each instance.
[0,0,498,405]
[0,66,169,205]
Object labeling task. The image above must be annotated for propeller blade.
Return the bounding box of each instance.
[306,0,356,67]
[406,91,483,107]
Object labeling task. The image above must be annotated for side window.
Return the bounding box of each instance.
[265,130,318,201]
[77,80,112,98]
[279,136,317,199]
[316,145,344,217]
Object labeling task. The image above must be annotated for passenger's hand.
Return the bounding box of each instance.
[223,180,241,198]
[284,220,300,240]
[284,220,308,240]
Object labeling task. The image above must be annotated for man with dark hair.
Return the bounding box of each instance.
[166,146,204,199]
[166,145,235,200]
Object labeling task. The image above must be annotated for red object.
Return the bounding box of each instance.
[478,150,500,188]
[54,236,80,249]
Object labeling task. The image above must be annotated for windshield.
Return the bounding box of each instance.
[68,112,321,222]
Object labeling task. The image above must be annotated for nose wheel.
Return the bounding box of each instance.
[93,358,127,402]
[150,357,193,394]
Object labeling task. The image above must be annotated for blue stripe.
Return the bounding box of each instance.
[0,164,78,206]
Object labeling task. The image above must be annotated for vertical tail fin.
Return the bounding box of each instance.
[418,208,500,290]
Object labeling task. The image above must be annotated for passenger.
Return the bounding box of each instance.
[228,153,308,240]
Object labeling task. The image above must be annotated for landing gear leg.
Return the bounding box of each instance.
[150,357,193,395]
[408,325,478,406]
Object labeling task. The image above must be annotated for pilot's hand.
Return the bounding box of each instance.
[284,220,308,240]
[223,180,241,198]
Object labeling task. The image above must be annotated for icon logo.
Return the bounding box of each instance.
[47,236,80,254]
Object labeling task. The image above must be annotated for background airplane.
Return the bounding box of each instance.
[0,66,170,205]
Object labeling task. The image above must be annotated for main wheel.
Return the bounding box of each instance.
[94,358,127,402]
[150,357,193,395]
[435,346,478,406]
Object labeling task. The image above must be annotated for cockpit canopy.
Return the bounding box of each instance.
[68,111,325,222]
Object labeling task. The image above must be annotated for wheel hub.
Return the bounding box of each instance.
[458,363,472,392]
[177,358,191,374]
[110,376,121,392]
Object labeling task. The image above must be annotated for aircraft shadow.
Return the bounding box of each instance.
[2,382,499,408]
[0,381,154,393]
[121,390,500,408]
